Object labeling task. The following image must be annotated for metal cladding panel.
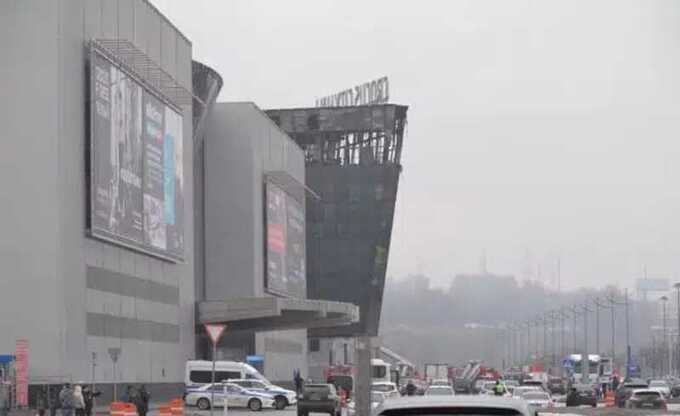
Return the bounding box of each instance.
[265,105,407,337]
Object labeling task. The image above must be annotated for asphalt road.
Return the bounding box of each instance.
[181,408,298,416]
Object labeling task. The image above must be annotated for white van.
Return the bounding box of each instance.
[185,360,268,388]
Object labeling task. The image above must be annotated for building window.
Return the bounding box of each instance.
[309,338,320,352]
[343,343,349,364]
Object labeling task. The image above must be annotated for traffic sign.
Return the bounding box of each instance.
[108,347,121,363]
[204,324,226,344]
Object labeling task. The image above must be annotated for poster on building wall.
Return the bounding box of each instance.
[265,181,307,298]
[89,46,184,261]
[15,340,28,407]
[285,193,306,297]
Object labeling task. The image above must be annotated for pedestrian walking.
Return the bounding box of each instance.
[74,384,85,416]
[134,385,150,416]
[59,383,75,416]
[293,370,303,396]
[82,386,100,416]
[133,384,151,416]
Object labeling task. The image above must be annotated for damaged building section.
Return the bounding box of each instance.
[265,105,408,338]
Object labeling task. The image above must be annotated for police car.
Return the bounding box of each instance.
[184,382,275,411]
[228,379,297,410]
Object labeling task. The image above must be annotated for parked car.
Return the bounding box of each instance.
[297,384,341,416]
[522,391,553,409]
[372,382,401,399]
[228,379,297,410]
[424,386,455,396]
[625,389,667,410]
[547,377,566,395]
[185,360,267,388]
[648,379,671,397]
[184,383,274,411]
[565,385,597,407]
[373,396,534,416]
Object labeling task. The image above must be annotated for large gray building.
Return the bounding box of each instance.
[198,103,358,384]
[0,0,360,402]
[0,0,195,395]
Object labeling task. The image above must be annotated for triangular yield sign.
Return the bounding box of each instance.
[204,324,226,344]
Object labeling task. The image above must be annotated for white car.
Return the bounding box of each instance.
[374,396,533,416]
[371,381,401,399]
[184,383,275,411]
[228,379,297,410]
[425,386,455,396]
[521,391,553,409]
[649,380,671,397]
[512,386,541,400]
[347,392,387,416]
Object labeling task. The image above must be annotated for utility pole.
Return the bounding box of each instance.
[661,296,669,376]
[675,282,680,376]
[625,288,631,378]
[550,311,557,369]
[583,302,592,384]
[595,298,600,355]
[606,293,616,368]
[571,305,579,353]
[560,308,566,361]
[527,320,532,363]
[543,314,548,362]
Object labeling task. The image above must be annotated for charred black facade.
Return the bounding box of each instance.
[265,105,408,337]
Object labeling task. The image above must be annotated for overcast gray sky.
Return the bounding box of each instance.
[153,0,680,290]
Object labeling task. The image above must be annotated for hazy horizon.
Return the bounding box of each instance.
[153,0,680,291]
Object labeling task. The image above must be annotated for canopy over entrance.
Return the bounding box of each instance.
[198,297,359,332]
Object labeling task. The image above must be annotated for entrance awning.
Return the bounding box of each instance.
[198,297,359,332]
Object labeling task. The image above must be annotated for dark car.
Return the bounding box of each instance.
[297,384,341,416]
[615,379,648,408]
[565,385,597,407]
[547,378,566,395]
[625,389,666,410]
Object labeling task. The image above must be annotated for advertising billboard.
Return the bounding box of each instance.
[90,47,184,261]
[265,181,306,298]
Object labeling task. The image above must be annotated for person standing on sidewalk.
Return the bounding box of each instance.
[293,370,303,396]
[73,384,86,416]
[134,385,150,416]
[59,383,75,416]
[82,386,100,416]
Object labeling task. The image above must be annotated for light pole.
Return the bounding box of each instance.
[674,282,680,376]
[661,295,669,376]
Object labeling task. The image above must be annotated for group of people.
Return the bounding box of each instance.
[39,383,101,416]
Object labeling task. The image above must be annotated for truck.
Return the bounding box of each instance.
[598,356,613,386]
[424,363,450,383]
[566,354,601,385]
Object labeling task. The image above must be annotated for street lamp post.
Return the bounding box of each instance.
[674,282,680,376]
[661,295,669,376]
